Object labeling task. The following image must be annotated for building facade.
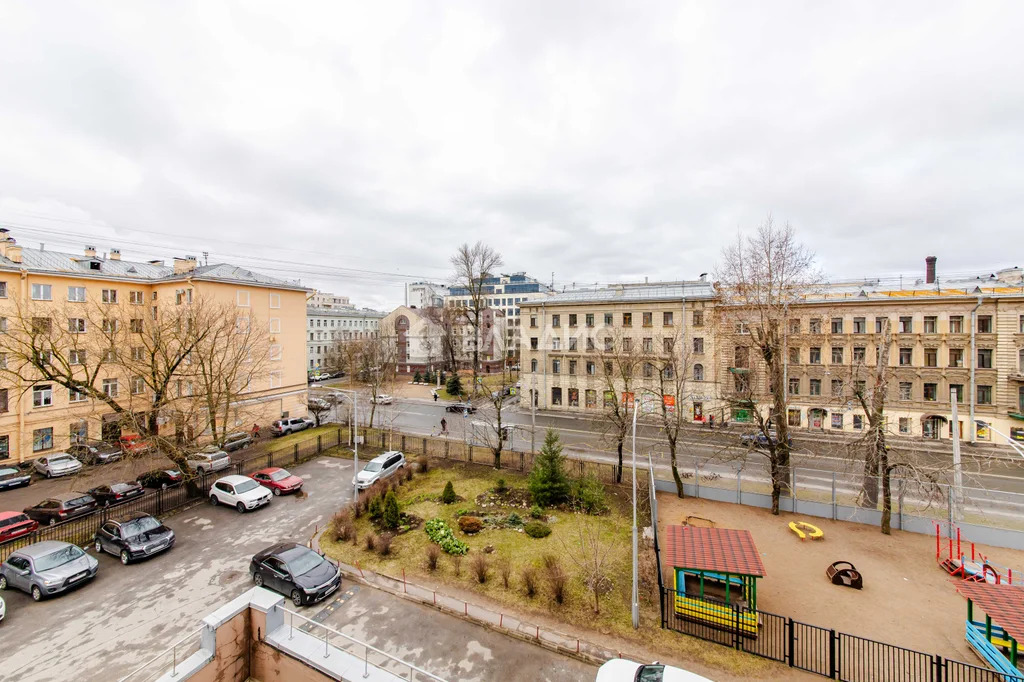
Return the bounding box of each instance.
[446,272,551,358]
[306,306,385,371]
[383,305,507,374]
[406,281,449,309]
[0,231,309,464]
[309,291,353,309]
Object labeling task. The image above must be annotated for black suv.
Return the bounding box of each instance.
[250,542,341,606]
[24,492,98,526]
[66,443,122,465]
[94,513,175,565]
[87,482,146,507]
[445,402,476,414]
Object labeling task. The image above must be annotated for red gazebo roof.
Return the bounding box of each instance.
[957,582,1024,644]
[664,525,766,577]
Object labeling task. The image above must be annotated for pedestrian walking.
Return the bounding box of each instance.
[251,423,261,440]
[440,417,447,433]
[709,414,715,429]
[433,390,438,402]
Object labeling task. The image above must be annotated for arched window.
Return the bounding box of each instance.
[693,363,704,381]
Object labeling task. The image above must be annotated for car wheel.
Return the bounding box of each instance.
[236,502,246,513]
[161,482,168,490]
[291,590,303,607]
[272,488,280,496]
[48,518,57,526]
[95,539,104,554]
[31,585,42,601]
[45,471,52,479]
[253,573,264,588]
[0,575,7,590]
[197,467,206,475]
[210,495,218,506]
[120,550,130,565]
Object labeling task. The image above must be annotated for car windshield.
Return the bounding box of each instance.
[234,480,259,494]
[364,462,382,473]
[270,470,292,482]
[111,483,135,493]
[282,548,324,577]
[67,496,92,507]
[121,517,161,538]
[635,665,665,682]
[50,456,74,465]
[0,467,18,476]
[34,545,85,571]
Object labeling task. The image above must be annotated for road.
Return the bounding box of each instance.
[0,455,594,682]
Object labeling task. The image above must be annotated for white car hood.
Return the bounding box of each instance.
[237,487,271,502]
[355,471,378,483]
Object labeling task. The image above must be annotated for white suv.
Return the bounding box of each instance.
[353,451,405,489]
[209,475,272,513]
[187,449,232,474]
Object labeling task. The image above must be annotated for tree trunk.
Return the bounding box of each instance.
[368,403,377,429]
[770,458,781,515]
[860,445,880,508]
[493,447,502,470]
[880,453,892,535]
[616,438,624,484]
[668,438,684,498]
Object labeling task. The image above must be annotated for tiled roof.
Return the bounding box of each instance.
[956,582,1024,644]
[664,525,766,577]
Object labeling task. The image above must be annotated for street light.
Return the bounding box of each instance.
[332,388,360,501]
[629,389,661,629]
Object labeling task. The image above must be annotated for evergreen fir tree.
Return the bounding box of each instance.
[528,429,571,507]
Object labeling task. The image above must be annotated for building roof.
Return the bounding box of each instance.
[307,306,385,319]
[532,281,716,306]
[664,525,766,577]
[956,582,1024,644]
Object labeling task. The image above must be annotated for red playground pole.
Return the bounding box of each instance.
[957,527,961,560]
[936,525,940,560]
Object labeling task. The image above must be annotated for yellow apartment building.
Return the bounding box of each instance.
[0,230,310,464]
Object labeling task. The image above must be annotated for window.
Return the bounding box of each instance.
[269,371,283,388]
[809,347,821,364]
[101,319,119,333]
[530,337,538,351]
[1020,386,1024,412]
[568,388,579,407]
[788,409,801,426]
[923,316,937,333]
[129,290,144,305]
[530,359,538,372]
[693,311,704,327]
[68,317,86,333]
[977,385,992,404]
[604,337,613,352]
[899,348,912,366]
[530,315,537,328]
[734,346,749,368]
[622,313,632,327]
[809,318,821,334]
[33,427,53,452]
[977,315,993,333]
[831,318,844,334]
[1020,315,1024,334]
[831,347,843,364]
[569,360,577,375]
[643,362,654,378]
[580,313,592,328]
[789,319,801,334]
[978,349,993,369]
[102,378,119,397]
[269,293,281,309]
[69,349,86,365]
[604,360,613,375]
[586,361,596,375]
[1020,348,1024,372]
[552,359,561,374]
[788,378,800,395]
[551,387,562,405]
[0,282,5,298]
[789,347,800,364]
[693,338,704,354]
[236,316,250,333]
[853,415,863,430]
[734,373,749,392]
[568,314,577,328]
[586,337,595,351]
[67,286,86,302]
[567,337,577,352]
[0,317,7,333]
[268,318,281,334]
[875,317,886,334]
[31,283,52,300]
[950,384,964,402]
[663,338,674,353]
[130,319,143,333]
[131,376,145,395]
[898,316,912,333]
[923,383,937,401]
[642,312,653,327]
[270,344,282,361]
[69,387,87,402]
[603,390,615,408]
[853,346,866,363]
[101,289,118,304]
[551,314,561,328]
[585,389,596,408]
[175,288,192,305]
[0,388,7,413]
[853,317,866,334]
[663,311,673,326]
[642,338,653,353]
[809,379,821,396]
[33,384,53,407]
[734,321,749,334]
[831,413,844,429]
[236,291,250,307]
[552,338,561,351]
[899,382,913,401]
[899,418,910,434]
[622,338,633,352]
[924,348,937,367]
[831,379,843,397]
[693,364,704,381]
[604,313,614,326]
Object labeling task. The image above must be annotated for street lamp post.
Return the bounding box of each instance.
[333,388,360,501]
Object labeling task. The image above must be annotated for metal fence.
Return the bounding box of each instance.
[0,428,347,563]
[661,588,1023,682]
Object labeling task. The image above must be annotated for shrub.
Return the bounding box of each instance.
[375,532,394,556]
[505,512,523,527]
[498,558,512,589]
[452,554,463,577]
[454,507,473,518]
[471,554,489,584]
[414,371,422,383]
[542,554,560,573]
[417,456,429,473]
[335,518,355,543]
[522,567,538,597]
[382,491,400,530]
[548,567,567,605]
[530,504,544,520]
[458,516,484,534]
[403,466,414,482]
[570,474,608,514]
[441,481,457,504]
[528,430,570,507]
[495,477,508,493]
[368,495,383,520]
[446,373,463,397]
[426,544,441,571]
[365,533,377,552]
[425,518,469,555]
[524,521,551,539]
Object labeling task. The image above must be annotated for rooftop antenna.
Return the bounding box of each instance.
[551,272,554,287]
[202,251,209,266]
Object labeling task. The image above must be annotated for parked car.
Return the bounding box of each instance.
[250,542,341,607]
[221,431,253,452]
[94,513,175,565]
[209,475,272,513]
[353,451,405,490]
[301,416,316,429]
[66,443,122,465]
[32,454,83,479]
[186,450,232,474]
[595,659,713,682]
[119,434,152,455]
[740,430,793,449]
[0,595,5,622]
[0,540,99,601]
[445,402,476,414]
[371,394,393,405]
[0,467,31,492]
[86,482,145,507]
[251,467,303,496]
[270,418,310,437]
[23,492,98,526]
[0,512,38,543]
[136,469,184,490]
[308,397,330,410]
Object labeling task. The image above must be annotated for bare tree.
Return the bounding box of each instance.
[651,328,695,498]
[357,334,397,428]
[560,515,615,614]
[423,305,466,372]
[597,329,642,484]
[450,242,503,390]
[469,334,517,470]
[716,217,819,514]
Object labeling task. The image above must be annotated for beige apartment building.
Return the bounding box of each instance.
[521,266,1024,446]
[383,304,507,374]
[0,230,309,464]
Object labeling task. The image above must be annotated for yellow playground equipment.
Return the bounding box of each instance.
[789,520,824,541]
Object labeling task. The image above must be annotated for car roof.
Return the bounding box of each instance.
[255,541,300,560]
[0,510,28,520]
[15,540,76,557]
[370,451,402,463]
[110,512,155,524]
[253,467,283,475]
[217,475,253,484]
[43,452,73,459]
[52,492,92,502]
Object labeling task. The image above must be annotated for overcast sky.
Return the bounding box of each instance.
[1,1,1021,309]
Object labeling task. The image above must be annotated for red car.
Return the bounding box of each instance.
[251,468,303,496]
[0,511,39,543]
[119,433,152,455]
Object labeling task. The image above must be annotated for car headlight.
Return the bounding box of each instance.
[41,576,60,586]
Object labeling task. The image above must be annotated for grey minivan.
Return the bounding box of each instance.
[0,540,99,601]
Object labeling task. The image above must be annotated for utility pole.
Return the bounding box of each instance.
[951,391,963,521]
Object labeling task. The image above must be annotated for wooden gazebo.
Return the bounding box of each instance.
[957,582,1023,677]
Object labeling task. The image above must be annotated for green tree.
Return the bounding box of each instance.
[382,491,401,530]
[528,430,571,507]
[413,371,422,383]
[446,373,463,398]
[441,480,457,504]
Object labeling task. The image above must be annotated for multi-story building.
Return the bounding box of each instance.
[446,272,551,358]
[306,306,385,371]
[383,304,507,374]
[406,281,449,309]
[309,291,353,309]
[0,231,309,464]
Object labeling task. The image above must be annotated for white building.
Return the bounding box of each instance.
[306,306,386,371]
[406,281,449,309]
[309,291,354,309]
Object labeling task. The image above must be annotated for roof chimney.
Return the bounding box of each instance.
[84,245,97,258]
[109,248,121,261]
[925,256,937,284]
[6,244,22,263]
[174,255,198,274]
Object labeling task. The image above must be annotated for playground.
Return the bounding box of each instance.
[655,492,1024,664]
